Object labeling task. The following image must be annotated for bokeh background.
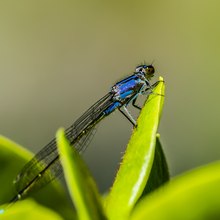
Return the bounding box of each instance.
[0,0,220,192]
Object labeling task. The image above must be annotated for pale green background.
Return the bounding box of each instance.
[0,0,220,191]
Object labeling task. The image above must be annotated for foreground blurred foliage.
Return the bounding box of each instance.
[1,79,220,220]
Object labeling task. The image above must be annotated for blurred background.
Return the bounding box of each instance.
[0,0,220,192]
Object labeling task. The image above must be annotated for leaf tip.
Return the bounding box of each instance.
[158,76,164,81]
[156,133,160,138]
[56,127,65,141]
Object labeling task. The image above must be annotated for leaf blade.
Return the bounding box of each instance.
[0,199,64,220]
[140,134,169,196]
[56,129,106,220]
[0,135,75,220]
[105,78,165,220]
[130,161,220,220]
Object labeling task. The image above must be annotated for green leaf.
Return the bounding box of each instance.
[0,136,32,204]
[104,78,165,220]
[0,199,63,220]
[130,161,220,220]
[140,134,169,196]
[56,129,107,220]
[0,135,75,220]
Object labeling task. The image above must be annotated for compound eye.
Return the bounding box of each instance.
[146,66,155,74]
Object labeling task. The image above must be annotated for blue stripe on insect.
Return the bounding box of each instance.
[103,101,121,115]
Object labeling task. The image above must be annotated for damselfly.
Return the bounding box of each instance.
[9,64,159,204]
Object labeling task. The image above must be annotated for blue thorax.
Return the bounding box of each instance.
[104,72,148,115]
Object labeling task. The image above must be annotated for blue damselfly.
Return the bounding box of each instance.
[9,64,159,205]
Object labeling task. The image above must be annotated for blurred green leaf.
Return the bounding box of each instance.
[0,199,63,220]
[0,135,75,220]
[130,161,220,220]
[140,134,169,197]
[0,136,32,203]
[104,78,165,220]
[56,129,106,220]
